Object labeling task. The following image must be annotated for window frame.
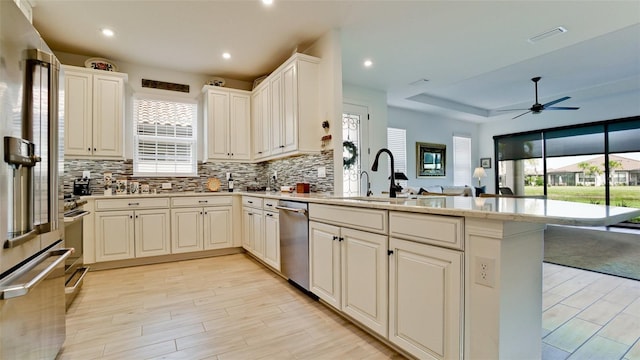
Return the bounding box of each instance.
[132,94,198,177]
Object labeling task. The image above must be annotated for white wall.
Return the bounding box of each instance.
[342,83,389,195]
[388,106,480,190]
[303,30,343,195]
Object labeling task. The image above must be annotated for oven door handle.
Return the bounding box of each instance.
[0,248,72,300]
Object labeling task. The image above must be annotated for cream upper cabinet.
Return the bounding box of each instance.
[203,87,251,161]
[251,84,271,159]
[62,65,126,159]
[250,53,321,161]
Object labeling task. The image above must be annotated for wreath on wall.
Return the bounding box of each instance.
[343,140,358,169]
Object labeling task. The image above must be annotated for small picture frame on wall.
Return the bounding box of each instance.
[481,157,492,169]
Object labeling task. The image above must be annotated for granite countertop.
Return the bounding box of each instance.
[81,191,640,227]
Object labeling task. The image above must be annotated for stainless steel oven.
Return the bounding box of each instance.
[63,205,89,309]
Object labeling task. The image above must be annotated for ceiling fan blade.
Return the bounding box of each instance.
[512,110,532,119]
[496,108,530,112]
[545,106,580,110]
[542,96,570,108]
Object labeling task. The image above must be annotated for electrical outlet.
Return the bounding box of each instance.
[162,182,172,189]
[475,256,495,288]
[317,166,326,178]
[82,171,91,179]
[226,172,230,180]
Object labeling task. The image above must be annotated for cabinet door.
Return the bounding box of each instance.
[251,209,265,258]
[135,209,171,257]
[270,73,283,154]
[242,207,254,252]
[258,85,271,157]
[263,211,280,271]
[95,210,134,262]
[203,206,232,250]
[341,227,388,337]
[388,237,462,360]
[229,92,251,160]
[206,90,230,159]
[171,208,203,253]
[92,74,123,158]
[63,70,93,156]
[251,91,263,159]
[281,61,298,153]
[309,221,341,310]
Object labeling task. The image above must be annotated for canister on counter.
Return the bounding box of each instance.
[296,183,310,193]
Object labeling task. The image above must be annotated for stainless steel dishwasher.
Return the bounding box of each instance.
[277,200,310,292]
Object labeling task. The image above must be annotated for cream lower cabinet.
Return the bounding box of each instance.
[242,207,264,258]
[171,196,233,253]
[388,211,464,360]
[263,203,280,271]
[309,220,388,337]
[95,208,170,261]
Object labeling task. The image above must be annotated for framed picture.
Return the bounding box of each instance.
[481,157,491,169]
[416,142,446,177]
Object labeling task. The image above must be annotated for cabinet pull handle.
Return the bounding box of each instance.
[248,201,253,204]
[128,202,140,206]
[388,250,394,256]
[266,213,273,217]
[280,145,285,148]
[266,203,273,207]
[332,236,338,241]
[198,200,208,203]
[339,237,344,242]
[258,151,262,154]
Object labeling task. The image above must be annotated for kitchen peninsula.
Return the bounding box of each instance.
[80,192,640,359]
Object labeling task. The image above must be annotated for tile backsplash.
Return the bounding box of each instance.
[63,150,334,195]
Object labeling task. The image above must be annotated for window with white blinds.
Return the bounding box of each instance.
[453,135,471,186]
[133,97,197,176]
[387,128,408,187]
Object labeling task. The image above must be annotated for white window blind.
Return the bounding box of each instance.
[387,128,408,187]
[453,135,471,186]
[133,97,197,176]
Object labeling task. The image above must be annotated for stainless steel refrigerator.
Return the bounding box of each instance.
[0,1,71,358]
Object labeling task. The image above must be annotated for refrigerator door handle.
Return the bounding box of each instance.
[4,228,39,248]
[0,248,72,300]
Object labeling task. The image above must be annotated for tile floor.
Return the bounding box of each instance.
[59,253,640,359]
[542,263,640,359]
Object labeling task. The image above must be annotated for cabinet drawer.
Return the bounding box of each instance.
[309,204,387,235]
[389,211,463,250]
[242,196,263,208]
[263,198,278,211]
[95,197,169,211]
[171,196,232,208]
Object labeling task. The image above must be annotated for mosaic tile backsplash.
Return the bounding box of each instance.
[63,150,334,195]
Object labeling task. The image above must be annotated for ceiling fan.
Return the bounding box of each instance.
[500,76,580,119]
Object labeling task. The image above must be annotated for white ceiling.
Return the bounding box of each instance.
[31,0,640,123]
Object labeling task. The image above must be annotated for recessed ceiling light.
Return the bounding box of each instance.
[363,59,373,68]
[101,28,114,37]
[222,52,231,59]
[262,0,273,5]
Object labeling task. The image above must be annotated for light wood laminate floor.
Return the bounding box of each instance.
[58,254,640,359]
[58,254,404,360]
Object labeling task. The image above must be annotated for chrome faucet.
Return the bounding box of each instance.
[371,148,397,198]
[360,171,373,197]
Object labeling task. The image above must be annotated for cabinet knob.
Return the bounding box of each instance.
[129,215,133,219]
[388,250,394,256]
[94,148,96,152]
[280,145,285,148]
[204,212,207,215]
[332,236,338,241]
[200,211,203,215]
[87,147,91,152]
[339,237,344,242]
[135,215,138,219]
